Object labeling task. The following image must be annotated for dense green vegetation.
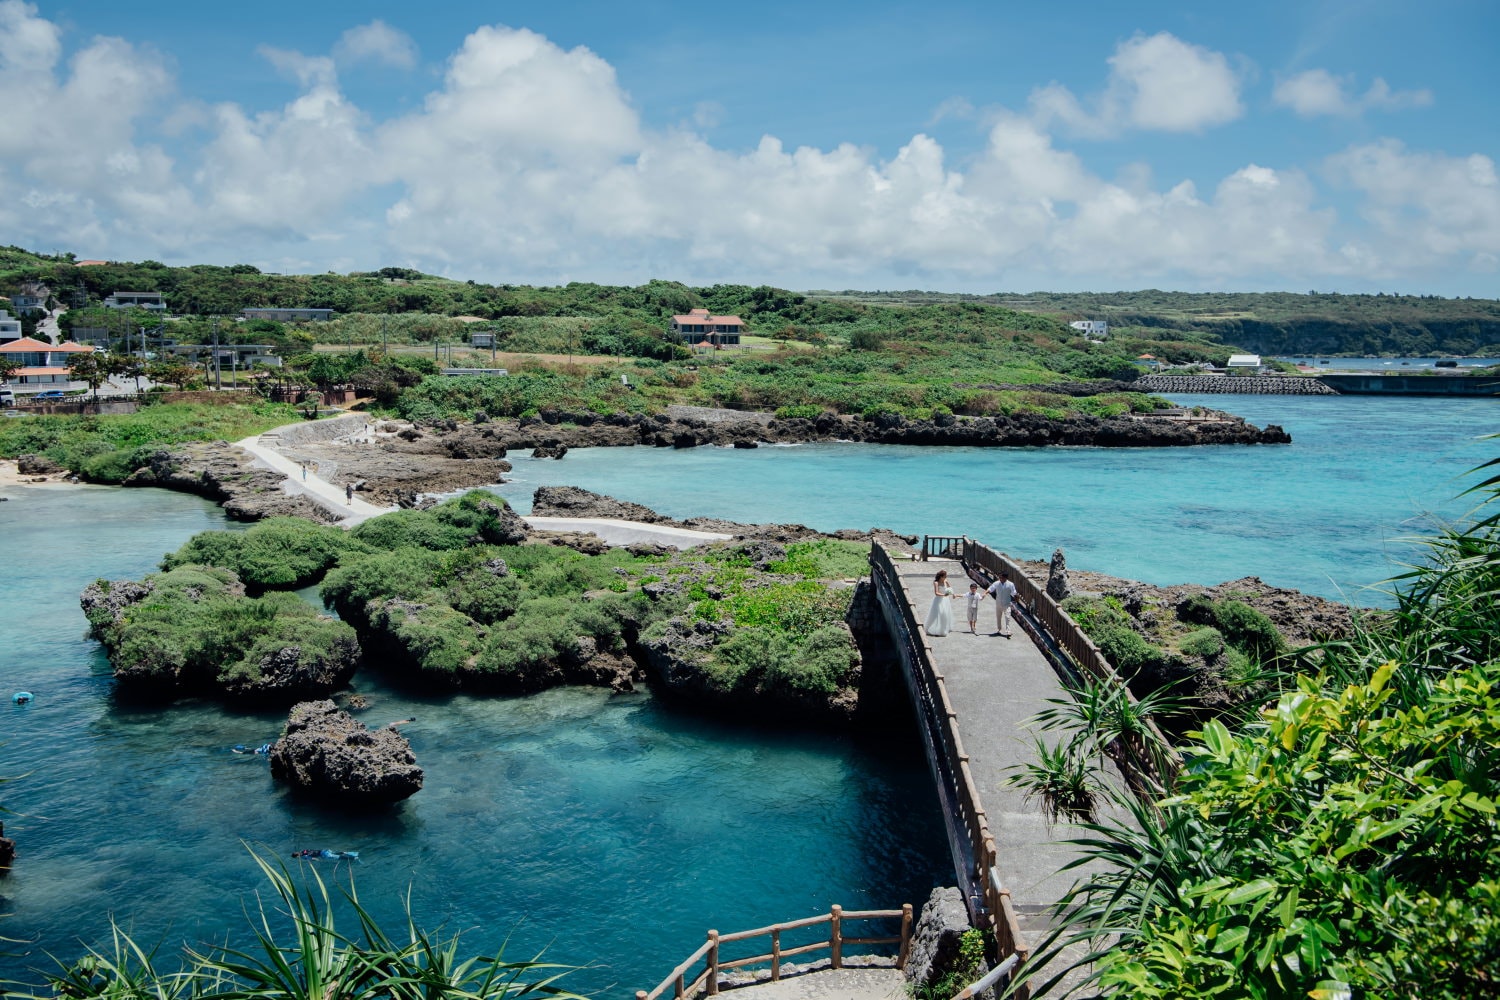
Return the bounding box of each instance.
[161,518,365,592]
[1017,446,1500,999]
[830,289,1500,358]
[84,566,357,701]
[0,400,301,482]
[123,493,875,708]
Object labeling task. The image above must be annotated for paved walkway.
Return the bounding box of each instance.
[234,427,394,527]
[713,967,905,1000]
[891,556,1118,979]
[523,516,731,548]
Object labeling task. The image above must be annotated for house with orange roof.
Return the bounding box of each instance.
[669,308,744,347]
[0,336,96,385]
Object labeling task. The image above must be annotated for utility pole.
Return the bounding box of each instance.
[212,317,222,391]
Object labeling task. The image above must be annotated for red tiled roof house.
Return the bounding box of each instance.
[669,308,744,347]
[0,336,95,384]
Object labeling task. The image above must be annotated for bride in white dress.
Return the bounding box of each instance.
[925,570,956,636]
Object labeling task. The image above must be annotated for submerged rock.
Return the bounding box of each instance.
[269,700,423,805]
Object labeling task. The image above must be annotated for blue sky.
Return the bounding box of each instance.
[5,0,1497,293]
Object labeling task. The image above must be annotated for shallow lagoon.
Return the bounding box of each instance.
[0,486,947,995]
[494,394,1499,603]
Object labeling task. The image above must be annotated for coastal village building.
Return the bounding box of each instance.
[1069,320,1109,338]
[670,308,744,347]
[165,343,283,367]
[242,307,334,322]
[1227,354,1264,372]
[104,291,166,311]
[0,310,21,345]
[0,335,95,384]
[10,291,44,312]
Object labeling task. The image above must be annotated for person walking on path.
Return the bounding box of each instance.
[963,582,987,634]
[987,572,1018,637]
[925,570,956,637]
[345,482,354,505]
[300,461,307,481]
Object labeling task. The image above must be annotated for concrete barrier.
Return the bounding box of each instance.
[1130,375,1337,395]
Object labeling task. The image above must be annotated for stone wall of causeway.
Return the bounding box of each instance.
[1130,375,1337,395]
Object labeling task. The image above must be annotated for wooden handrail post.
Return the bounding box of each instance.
[706,930,720,996]
[674,973,684,999]
[830,905,843,969]
[635,993,647,1000]
[771,928,782,981]
[898,903,914,968]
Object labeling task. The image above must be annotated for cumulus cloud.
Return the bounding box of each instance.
[334,21,418,70]
[1030,32,1244,137]
[0,6,1493,291]
[1273,69,1432,117]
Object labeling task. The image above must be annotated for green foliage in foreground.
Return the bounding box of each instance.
[0,401,301,481]
[1017,444,1500,1000]
[9,849,583,1000]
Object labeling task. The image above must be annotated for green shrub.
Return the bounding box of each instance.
[367,596,483,676]
[1213,600,1286,660]
[774,404,825,420]
[1178,626,1226,659]
[713,581,852,633]
[768,539,870,580]
[163,518,359,590]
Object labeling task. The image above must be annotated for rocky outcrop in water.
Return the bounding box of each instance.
[121,443,340,522]
[0,821,15,875]
[269,700,423,805]
[408,406,1289,456]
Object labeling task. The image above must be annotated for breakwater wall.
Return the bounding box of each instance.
[258,413,370,448]
[1130,375,1337,396]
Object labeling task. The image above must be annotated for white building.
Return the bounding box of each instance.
[0,309,21,345]
[1227,354,1263,372]
[1069,320,1109,339]
[104,291,166,311]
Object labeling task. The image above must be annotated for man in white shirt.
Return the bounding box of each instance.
[986,572,1018,637]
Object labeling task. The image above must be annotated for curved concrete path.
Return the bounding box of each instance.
[234,424,394,527]
[523,516,730,548]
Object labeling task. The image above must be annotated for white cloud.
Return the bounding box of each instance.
[0,8,1491,291]
[1327,139,1500,271]
[1273,69,1432,117]
[334,21,418,71]
[1030,32,1244,137]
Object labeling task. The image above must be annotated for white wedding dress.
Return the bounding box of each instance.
[925,586,955,636]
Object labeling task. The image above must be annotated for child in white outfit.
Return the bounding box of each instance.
[963,583,986,634]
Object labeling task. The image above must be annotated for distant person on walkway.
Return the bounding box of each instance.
[987,572,1018,637]
[345,482,354,505]
[300,461,307,481]
[963,582,986,634]
[925,570,956,637]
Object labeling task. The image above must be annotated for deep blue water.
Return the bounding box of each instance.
[493,394,1498,604]
[0,486,947,995]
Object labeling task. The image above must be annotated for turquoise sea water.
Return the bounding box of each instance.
[493,394,1498,603]
[1,392,1494,993]
[0,485,947,994]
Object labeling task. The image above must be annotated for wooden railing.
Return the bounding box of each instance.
[957,538,1178,792]
[868,543,1031,998]
[635,905,913,1000]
